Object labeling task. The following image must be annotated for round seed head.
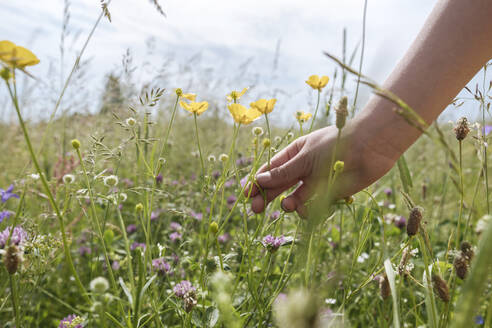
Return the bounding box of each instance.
[454,255,468,280]
[432,274,450,302]
[335,96,349,129]
[71,139,81,149]
[135,203,144,212]
[406,206,423,236]
[5,245,22,274]
[379,274,390,299]
[454,117,470,141]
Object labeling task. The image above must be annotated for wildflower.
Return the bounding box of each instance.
[90,276,109,293]
[475,315,485,325]
[274,136,282,144]
[460,241,474,262]
[295,110,312,123]
[305,75,329,91]
[155,173,163,185]
[454,255,468,280]
[170,222,182,231]
[454,117,470,141]
[180,100,208,115]
[208,155,216,163]
[227,195,237,207]
[174,280,196,297]
[58,314,83,328]
[335,96,349,129]
[175,88,183,96]
[182,93,196,101]
[0,226,27,248]
[250,98,277,114]
[406,206,423,236]
[379,274,391,299]
[0,184,19,203]
[126,224,137,235]
[135,203,144,212]
[252,126,264,136]
[130,242,146,251]
[0,210,12,223]
[29,173,40,180]
[191,211,203,221]
[78,246,92,256]
[170,232,182,242]
[5,244,22,274]
[71,139,81,149]
[270,210,280,220]
[218,233,230,244]
[103,175,118,187]
[395,216,407,230]
[226,87,248,102]
[384,188,393,197]
[219,153,229,162]
[0,40,40,68]
[262,235,286,253]
[126,117,136,126]
[228,103,262,124]
[0,67,12,81]
[111,261,120,271]
[151,211,160,221]
[287,132,294,139]
[432,274,450,302]
[357,252,369,263]
[152,257,172,275]
[62,174,75,184]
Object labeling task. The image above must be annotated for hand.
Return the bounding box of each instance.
[247,123,397,216]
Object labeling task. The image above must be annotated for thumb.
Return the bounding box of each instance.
[255,152,307,190]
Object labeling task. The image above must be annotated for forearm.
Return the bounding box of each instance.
[353,0,492,161]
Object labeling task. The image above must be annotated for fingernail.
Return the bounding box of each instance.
[256,172,271,184]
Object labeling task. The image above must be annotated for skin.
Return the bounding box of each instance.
[248,0,492,216]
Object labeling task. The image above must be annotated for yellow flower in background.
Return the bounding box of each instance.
[226,87,248,103]
[305,75,329,91]
[181,93,196,101]
[180,100,209,116]
[250,98,276,115]
[295,111,312,123]
[228,104,262,125]
[0,40,40,68]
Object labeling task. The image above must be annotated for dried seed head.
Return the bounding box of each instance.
[335,96,349,129]
[379,274,391,299]
[432,274,450,303]
[460,241,474,262]
[454,255,468,280]
[454,117,470,141]
[5,244,22,274]
[406,206,423,236]
[398,247,411,276]
[219,154,229,162]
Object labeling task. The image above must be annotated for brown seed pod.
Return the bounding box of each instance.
[4,245,21,275]
[398,247,411,276]
[454,117,470,141]
[454,255,468,280]
[406,207,423,236]
[380,274,391,300]
[432,274,450,303]
[335,96,349,130]
[460,241,474,262]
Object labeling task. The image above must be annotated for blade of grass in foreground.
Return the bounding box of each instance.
[451,219,492,328]
[384,259,400,328]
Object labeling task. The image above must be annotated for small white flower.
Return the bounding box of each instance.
[357,252,369,263]
[90,276,109,293]
[104,175,118,187]
[219,154,229,162]
[274,136,282,144]
[208,155,216,163]
[325,298,336,304]
[62,174,75,184]
[29,173,40,180]
[119,193,127,202]
[287,132,294,140]
[126,117,136,126]
[252,126,264,137]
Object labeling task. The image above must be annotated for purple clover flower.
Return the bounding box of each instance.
[155,173,163,184]
[126,224,137,234]
[112,260,120,271]
[262,234,286,253]
[170,222,182,231]
[151,210,160,221]
[0,210,12,223]
[152,257,172,275]
[395,216,406,230]
[270,210,280,220]
[191,211,203,221]
[173,280,196,298]
[0,185,19,203]
[170,232,182,242]
[58,314,83,328]
[78,246,92,256]
[383,188,392,197]
[212,170,221,179]
[0,226,27,248]
[227,195,237,207]
[130,242,146,251]
[224,179,235,188]
[218,233,231,244]
[484,125,492,136]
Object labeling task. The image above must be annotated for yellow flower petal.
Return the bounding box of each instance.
[319,76,329,89]
[182,93,196,101]
[295,111,312,123]
[180,100,208,116]
[226,87,249,103]
[0,41,39,68]
[228,104,261,124]
[305,74,328,91]
[250,98,276,114]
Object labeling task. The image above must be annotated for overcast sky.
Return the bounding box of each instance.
[0,0,486,123]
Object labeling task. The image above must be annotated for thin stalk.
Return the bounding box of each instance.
[351,0,368,118]
[193,113,205,178]
[309,90,321,133]
[455,140,464,248]
[265,113,272,167]
[9,275,20,328]
[6,80,89,304]
[157,94,180,162]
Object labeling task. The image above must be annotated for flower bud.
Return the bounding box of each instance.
[262,138,271,148]
[219,154,229,162]
[334,160,344,173]
[454,255,468,280]
[460,241,474,262]
[63,174,75,184]
[209,222,219,235]
[126,117,136,126]
[175,88,183,96]
[135,203,144,212]
[335,96,349,129]
[406,206,423,236]
[252,127,264,136]
[103,175,118,187]
[344,196,354,205]
[71,139,81,150]
[5,244,22,274]
[90,276,109,293]
[208,155,216,163]
[432,274,450,302]
[379,274,390,299]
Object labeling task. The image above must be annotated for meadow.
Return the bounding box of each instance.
[1,3,492,328]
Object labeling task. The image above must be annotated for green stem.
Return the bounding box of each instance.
[158,94,180,162]
[6,80,89,304]
[9,275,21,328]
[456,140,464,248]
[265,113,272,167]
[193,113,205,178]
[308,89,321,133]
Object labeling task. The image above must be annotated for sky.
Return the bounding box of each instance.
[0,0,487,123]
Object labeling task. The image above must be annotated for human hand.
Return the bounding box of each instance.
[247,123,397,216]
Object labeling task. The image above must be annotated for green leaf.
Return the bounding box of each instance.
[384,259,400,328]
[397,155,413,193]
[207,306,220,327]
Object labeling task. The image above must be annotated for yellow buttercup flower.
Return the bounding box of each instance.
[226,87,248,103]
[228,104,262,125]
[250,98,276,115]
[182,93,196,101]
[180,101,209,116]
[305,75,329,91]
[0,40,40,68]
[295,111,312,123]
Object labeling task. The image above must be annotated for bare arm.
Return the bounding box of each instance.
[249,0,492,215]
